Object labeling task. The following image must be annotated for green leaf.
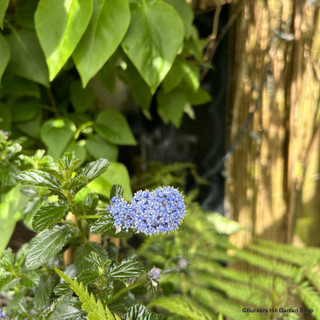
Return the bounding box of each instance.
[34,275,57,309]
[21,270,40,288]
[181,60,199,92]
[162,58,184,94]
[149,296,211,320]
[122,0,184,93]
[65,140,87,162]
[54,267,111,320]
[73,0,130,87]
[86,135,118,161]
[51,300,84,320]
[0,73,40,98]
[0,33,10,83]
[59,152,82,173]
[40,118,76,159]
[6,29,49,86]
[207,214,242,235]
[88,161,132,200]
[16,110,42,139]
[0,186,28,254]
[187,88,212,105]
[0,161,19,185]
[0,103,11,131]
[110,185,124,199]
[0,248,14,270]
[25,225,71,269]
[108,259,145,281]
[14,0,38,29]
[11,99,40,123]
[75,242,108,274]
[35,0,93,80]
[32,201,68,232]
[90,213,114,235]
[70,80,95,113]
[17,169,62,190]
[97,62,116,92]
[157,87,187,128]
[85,251,103,269]
[95,109,136,145]
[77,158,110,183]
[164,0,193,38]
[126,304,165,320]
[0,0,9,29]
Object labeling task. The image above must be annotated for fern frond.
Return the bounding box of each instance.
[196,272,271,306]
[55,267,111,320]
[234,248,299,279]
[195,249,235,263]
[190,287,263,320]
[149,296,212,320]
[298,282,320,319]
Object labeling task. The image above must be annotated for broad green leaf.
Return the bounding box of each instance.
[70,80,95,113]
[0,186,28,254]
[162,59,184,94]
[109,259,145,281]
[122,0,184,93]
[0,73,40,98]
[88,161,132,200]
[50,300,84,320]
[65,140,87,162]
[32,201,69,231]
[124,60,152,110]
[15,0,38,29]
[98,62,116,92]
[26,225,71,270]
[0,0,9,29]
[6,29,49,86]
[21,270,40,288]
[182,60,199,91]
[73,0,130,87]
[17,169,61,190]
[0,33,10,83]
[164,0,193,38]
[77,158,110,182]
[0,161,19,185]
[11,99,40,123]
[187,88,212,105]
[16,110,42,139]
[157,87,187,128]
[41,118,76,159]
[0,103,11,131]
[34,275,57,309]
[86,135,118,161]
[95,109,136,145]
[35,0,93,80]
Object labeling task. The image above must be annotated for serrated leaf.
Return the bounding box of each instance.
[0,248,14,270]
[54,267,110,320]
[110,185,124,199]
[41,118,76,159]
[77,158,110,182]
[16,169,62,190]
[78,269,99,285]
[32,201,68,231]
[54,282,72,296]
[0,161,19,185]
[26,225,71,270]
[122,0,184,93]
[84,251,103,269]
[0,274,14,291]
[75,242,108,274]
[0,33,10,83]
[21,270,40,288]
[6,29,49,86]
[51,299,84,320]
[109,259,145,281]
[125,304,165,320]
[35,0,93,80]
[73,0,130,87]
[0,0,9,29]
[34,275,57,309]
[59,152,82,173]
[95,109,136,145]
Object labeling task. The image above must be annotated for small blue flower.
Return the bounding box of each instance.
[107,186,186,236]
[148,266,161,280]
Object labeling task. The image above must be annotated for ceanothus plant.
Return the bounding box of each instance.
[0,152,186,319]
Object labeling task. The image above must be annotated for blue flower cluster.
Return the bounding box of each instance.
[0,308,6,319]
[108,186,186,236]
